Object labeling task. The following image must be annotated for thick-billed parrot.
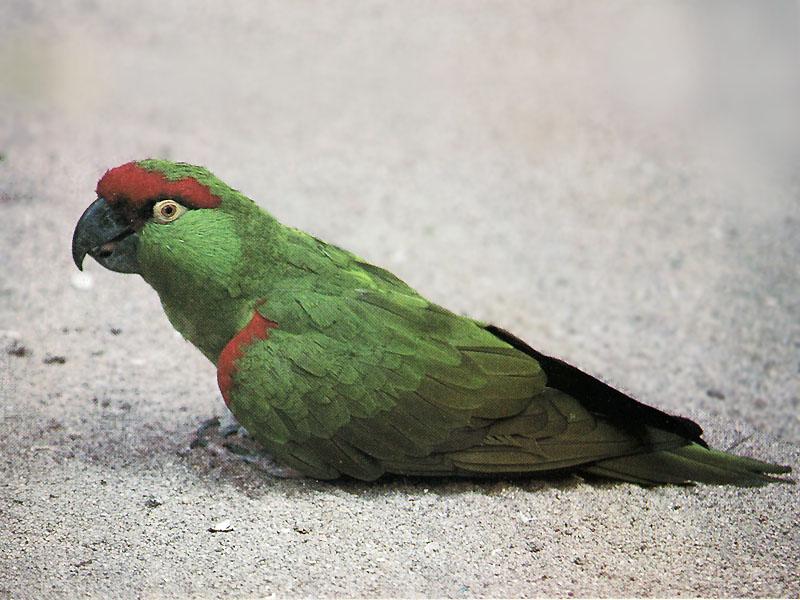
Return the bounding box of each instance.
[72,159,791,485]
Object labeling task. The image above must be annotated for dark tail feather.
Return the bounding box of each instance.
[484,325,706,443]
[583,443,793,486]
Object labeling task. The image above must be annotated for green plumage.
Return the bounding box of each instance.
[80,159,792,486]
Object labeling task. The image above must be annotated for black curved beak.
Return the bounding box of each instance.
[72,198,140,274]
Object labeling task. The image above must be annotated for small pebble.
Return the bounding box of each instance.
[208,519,233,533]
[7,341,29,357]
[70,271,94,290]
[144,496,163,509]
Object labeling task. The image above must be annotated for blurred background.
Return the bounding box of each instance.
[1,0,798,432]
[2,1,798,183]
[1,2,799,597]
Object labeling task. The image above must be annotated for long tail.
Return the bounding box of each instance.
[484,324,793,486]
[582,442,792,486]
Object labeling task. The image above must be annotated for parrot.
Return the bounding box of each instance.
[72,159,791,485]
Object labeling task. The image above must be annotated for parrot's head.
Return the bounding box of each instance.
[73,159,277,358]
[72,159,262,287]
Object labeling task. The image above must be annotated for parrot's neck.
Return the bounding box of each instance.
[137,206,349,365]
[137,208,280,364]
[151,275,253,364]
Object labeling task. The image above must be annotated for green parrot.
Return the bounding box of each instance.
[72,159,791,485]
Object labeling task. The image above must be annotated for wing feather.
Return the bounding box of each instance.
[227,285,689,479]
[226,287,549,477]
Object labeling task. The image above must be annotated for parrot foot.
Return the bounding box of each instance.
[188,409,304,479]
[189,407,247,446]
[218,408,248,437]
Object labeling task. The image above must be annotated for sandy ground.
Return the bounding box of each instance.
[1,1,799,597]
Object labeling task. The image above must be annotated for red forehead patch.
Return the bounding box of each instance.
[96,162,221,209]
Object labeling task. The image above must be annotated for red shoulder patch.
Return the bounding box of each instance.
[96,162,221,209]
[217,310,278,406]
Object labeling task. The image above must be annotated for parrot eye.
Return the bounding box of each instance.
[152,199,187,224]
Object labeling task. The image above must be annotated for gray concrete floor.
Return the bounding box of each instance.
[1,1,798,597]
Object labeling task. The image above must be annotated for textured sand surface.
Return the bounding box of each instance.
[1,1,799,597]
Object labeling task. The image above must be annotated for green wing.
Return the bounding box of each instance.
[226,286,687,480]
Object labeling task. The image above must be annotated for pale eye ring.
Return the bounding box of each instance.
[153,199,187,224]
